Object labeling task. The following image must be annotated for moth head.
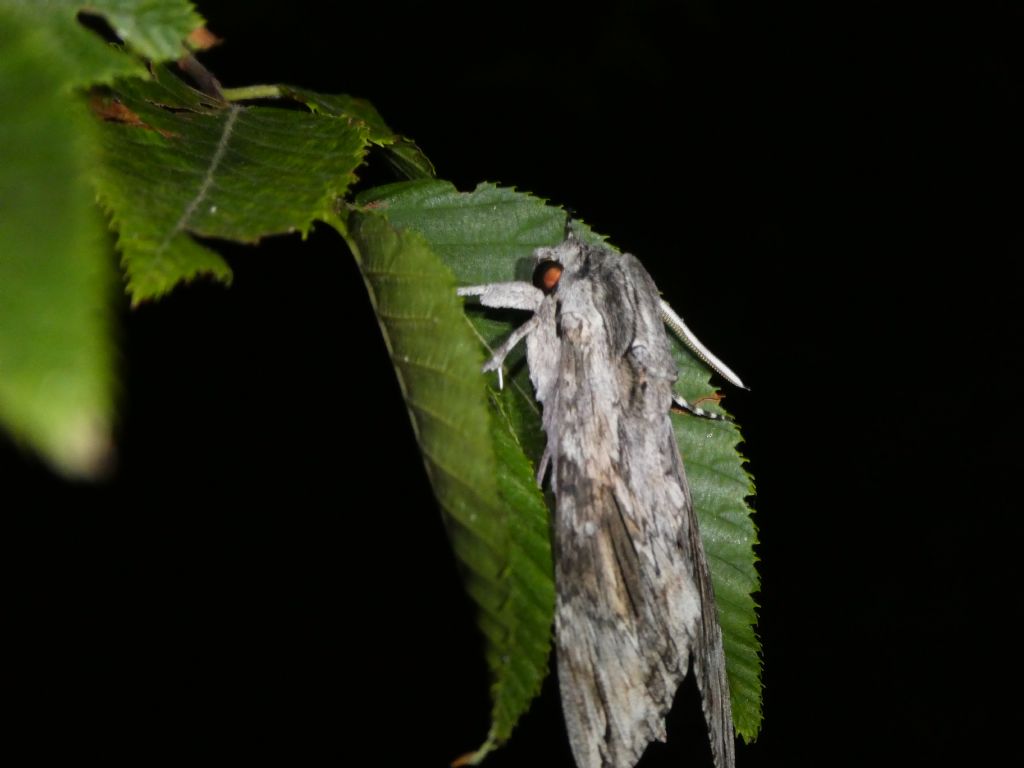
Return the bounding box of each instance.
[533,259,563,293]
[532,238,583,294]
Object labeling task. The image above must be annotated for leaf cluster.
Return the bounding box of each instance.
[0,0,760,758]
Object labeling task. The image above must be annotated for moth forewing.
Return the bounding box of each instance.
[460,237,735,768]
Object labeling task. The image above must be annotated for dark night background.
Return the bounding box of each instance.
[6,1,1021,765]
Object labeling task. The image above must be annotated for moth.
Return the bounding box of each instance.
[458,231,745,768]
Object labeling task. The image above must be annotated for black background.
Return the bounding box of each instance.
[6,1,1021,765]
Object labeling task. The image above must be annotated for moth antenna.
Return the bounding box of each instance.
[564,212,577,241]
[660,299,747,390]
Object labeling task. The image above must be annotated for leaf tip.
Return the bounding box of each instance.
[49,414,116,481]
[451,743,491,767]
[186,26,221,52]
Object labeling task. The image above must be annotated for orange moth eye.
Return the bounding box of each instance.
[533,260,563,293]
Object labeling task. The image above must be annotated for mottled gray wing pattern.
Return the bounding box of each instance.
[460,239,734,768]
[522,246,734,768]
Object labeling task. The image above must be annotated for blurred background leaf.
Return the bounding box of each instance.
[0,0,204,87]
[0,0,210,474]
[0,9,117,477]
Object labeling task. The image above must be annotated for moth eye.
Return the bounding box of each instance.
[533,260,563,294]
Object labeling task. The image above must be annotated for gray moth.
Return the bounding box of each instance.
[458,232,743,768]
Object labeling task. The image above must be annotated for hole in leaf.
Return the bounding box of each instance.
[76,11,122,46]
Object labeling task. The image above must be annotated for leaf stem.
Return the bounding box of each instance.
[177,55,224,98]
[220,84,283,102]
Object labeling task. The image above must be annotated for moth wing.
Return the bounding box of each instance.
[546,250,734,768]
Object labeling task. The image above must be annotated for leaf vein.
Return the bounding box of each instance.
[395,355,478,385]
[407,397,478,443]
[153,105,241,261]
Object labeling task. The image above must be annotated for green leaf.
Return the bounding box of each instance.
[357,179,763,741]
[476,390,555,761]
[275,87,435,180]
[355,179,569,465]
[0,0,204,87]
[0,0,206,472]
[0,9,115,477]
[669,350,762,741]
[92,66,372,304]
[337,210,553,762]
[84,0,204,61]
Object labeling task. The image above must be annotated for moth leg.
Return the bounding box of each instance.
[536,444,552,488]
[671,392,729,421]
[659,299,747,390]
[481,313,544,389]
[457,281,544,311]
[459,282,545,389]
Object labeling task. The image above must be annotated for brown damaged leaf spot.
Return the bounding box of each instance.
[692,390,725,408]
[187,26,222,51]
[90,94,179,138]
[90,94,143,125]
